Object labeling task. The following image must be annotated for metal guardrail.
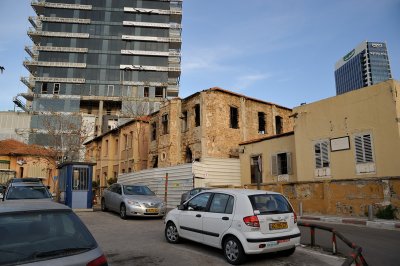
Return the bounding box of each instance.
[298,221,368,266]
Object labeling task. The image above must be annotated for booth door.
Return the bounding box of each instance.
[71,167,92,209]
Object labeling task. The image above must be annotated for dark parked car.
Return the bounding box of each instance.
[180,187,211,204]
[0,200,108,265]
[2,180,52,201]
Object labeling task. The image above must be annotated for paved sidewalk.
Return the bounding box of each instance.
[300,215,400,230]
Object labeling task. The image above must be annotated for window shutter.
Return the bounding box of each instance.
[321,141,329,167]
[363,134,373,162]
[286,153,292,175]
[355,135,364,163]
[314,143,322,168]
[271,155,278,176]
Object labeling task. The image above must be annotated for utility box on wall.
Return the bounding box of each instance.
[57,162,95,209]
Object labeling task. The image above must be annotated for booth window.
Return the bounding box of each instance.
[73,167,89,191]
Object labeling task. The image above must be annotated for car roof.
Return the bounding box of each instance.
[9,182,46,187]
[200,188,281,196]
[0,200,71,214]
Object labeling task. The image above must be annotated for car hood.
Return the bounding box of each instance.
[124,195,163,203]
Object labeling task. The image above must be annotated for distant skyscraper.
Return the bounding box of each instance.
[334,41,392,95]
[18,0,182,149]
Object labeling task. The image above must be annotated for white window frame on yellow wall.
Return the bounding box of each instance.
[314,140,331,178]
[353,132,375,174]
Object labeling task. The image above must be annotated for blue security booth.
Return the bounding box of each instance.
[57,162,95,209]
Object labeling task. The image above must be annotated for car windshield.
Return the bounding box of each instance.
[0,210,97,265]
[6,186,51,200]
[123,185,155,196]
[248,194,293,215]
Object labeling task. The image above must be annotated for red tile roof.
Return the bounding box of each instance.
[0,139,53,156]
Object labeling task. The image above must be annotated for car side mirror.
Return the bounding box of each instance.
[178,204,186,210]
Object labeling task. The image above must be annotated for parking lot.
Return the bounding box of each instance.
[77,210,345,266]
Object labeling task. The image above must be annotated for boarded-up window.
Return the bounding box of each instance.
[230,106,239,129]
[314,141,330,168]
[355,133,374,163]
[271,153,292,175]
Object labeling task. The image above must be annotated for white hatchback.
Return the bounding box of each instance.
[164,189,300,265]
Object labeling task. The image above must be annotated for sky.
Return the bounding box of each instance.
[0,0,399,111]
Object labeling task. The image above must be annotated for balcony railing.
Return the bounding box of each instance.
[122,35,181,43]
[28,28,89,39]
[123,7,182,16]
[20,77,35,89]
[121,49,181,57]
[35,16,91,24]
[123,21,181,29]
[24,60,87,68]
[31,1,92,11]
[34,77,85,83]
[35,45,88,53]
[121,81,169,87]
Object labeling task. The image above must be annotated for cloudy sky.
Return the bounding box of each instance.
[0,0,399,111]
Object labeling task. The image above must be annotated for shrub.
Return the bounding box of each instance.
[376,205,396,220]
[107,177,118,186]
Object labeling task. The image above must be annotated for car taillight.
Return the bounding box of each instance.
[293,212,297,224]
[87,254,108,266]
[243,215,260,227]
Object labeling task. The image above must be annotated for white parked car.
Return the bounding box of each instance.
[164,189,300,265]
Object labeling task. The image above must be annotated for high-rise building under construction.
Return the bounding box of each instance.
[18,0,182,148]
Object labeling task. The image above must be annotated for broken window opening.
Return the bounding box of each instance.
[194,104,200,127]
[230,106,239,129]
[185,147,193,163]
[275,115,283,134]
[258,112,266,134]
[162,114,169,134]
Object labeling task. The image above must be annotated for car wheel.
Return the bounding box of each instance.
[120,204,127,220]
[101,198,107,212]
[280,246,296,257]
[165,222,180,243]
[223,236,246,265]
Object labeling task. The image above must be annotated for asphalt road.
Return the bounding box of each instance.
[77,211,344,266]
[299,221,400,266]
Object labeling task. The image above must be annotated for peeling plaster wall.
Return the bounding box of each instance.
[251,177,400,219]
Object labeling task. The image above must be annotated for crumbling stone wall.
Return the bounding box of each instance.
[249,177,400,219]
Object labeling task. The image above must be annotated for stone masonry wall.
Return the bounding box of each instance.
[247,177,400,219]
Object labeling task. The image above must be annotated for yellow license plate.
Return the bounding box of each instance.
[146,208,159,213]
[269,222,288,230]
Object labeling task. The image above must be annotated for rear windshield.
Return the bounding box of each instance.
[123,185,155,196]
[248,194,293,215]
[6,186,51,200]
[0,210,97,265]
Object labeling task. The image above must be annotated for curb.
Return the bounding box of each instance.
[299,216,400,230]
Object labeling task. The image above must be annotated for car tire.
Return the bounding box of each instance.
[120,204,127,220]
[223,236,246,265]
[165,222,180,244]
[101,198,108,212]
[280,246,296,257]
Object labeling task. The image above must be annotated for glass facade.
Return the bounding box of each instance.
[22,0,182,146]
[335,41,392,95]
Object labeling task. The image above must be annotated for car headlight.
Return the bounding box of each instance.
[127,200,141,207]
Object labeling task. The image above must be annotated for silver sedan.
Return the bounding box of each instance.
[101,184,166,219]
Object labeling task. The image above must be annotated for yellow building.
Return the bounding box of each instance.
[240,80,400,183]
[0,139,57,191]
[239,80,400,217]
[84,118,149,188]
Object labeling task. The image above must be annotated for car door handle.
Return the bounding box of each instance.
[222,217,229,220]
[196,214,202,218]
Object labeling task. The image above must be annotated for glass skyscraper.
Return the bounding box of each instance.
[19,0,182,149]
[334,41,392,95]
